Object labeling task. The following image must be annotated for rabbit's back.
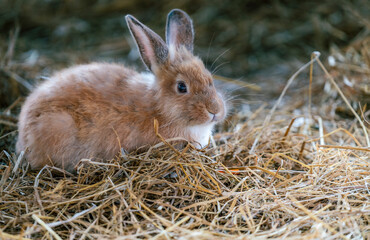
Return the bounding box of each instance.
[17,63,149,172]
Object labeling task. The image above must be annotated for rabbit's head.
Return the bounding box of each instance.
[126,9,226,128]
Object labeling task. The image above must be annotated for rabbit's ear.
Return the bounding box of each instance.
[126,15,168,72]
[166,9,194,53]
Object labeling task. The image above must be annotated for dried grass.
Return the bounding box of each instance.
[1,1,369,239]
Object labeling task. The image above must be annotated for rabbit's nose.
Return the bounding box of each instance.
[208,111,221,122]
[208,112,216,121]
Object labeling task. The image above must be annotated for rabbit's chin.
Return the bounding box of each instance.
[186,122,215,149]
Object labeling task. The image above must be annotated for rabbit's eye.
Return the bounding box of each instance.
[177,81,187,94]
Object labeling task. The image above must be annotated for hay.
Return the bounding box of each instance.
[0,1,369,239]
[1,50,369,239]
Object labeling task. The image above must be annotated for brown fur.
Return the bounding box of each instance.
[16,10,226,172]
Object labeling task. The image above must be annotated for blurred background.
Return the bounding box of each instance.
[0,0,369,151]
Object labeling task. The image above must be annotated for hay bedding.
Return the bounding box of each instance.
[0,2,369,238]
[0,45,369,240]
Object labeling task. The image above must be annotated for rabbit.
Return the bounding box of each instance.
[16,9,226,173]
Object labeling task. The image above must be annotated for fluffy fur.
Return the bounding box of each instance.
[16,9,226,172]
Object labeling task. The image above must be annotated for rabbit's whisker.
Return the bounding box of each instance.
[212,61,230,75]
[210,48,230,71]
[205,32,216,69]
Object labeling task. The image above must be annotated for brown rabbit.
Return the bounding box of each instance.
[16,9,226,172]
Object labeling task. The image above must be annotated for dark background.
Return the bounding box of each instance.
[1,0,368,77]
